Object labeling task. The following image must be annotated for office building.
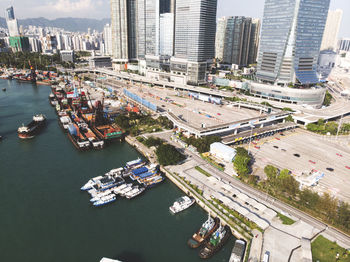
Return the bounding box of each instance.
[159,13,174,56]
[215,16,253,67]
[256,0,330,85]
[61,50,75,63]
[320,9,343,51]
[172,0,217,85]
[137,0,160,58]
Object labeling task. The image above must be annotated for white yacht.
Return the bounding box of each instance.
[81,176,103,191]
[93,194,116,207]
[125,186,145,199]
[169,196,195,214]
[90,189,113,202]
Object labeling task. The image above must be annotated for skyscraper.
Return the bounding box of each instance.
[215,16,253,67]
[137,0,160,58]
[257,0,330,85]
[6,6,20,37]
[110,0,137,62]
[320,9,343,51]
[172,0,217,84]
[159,13,174,56]
[103,24,113,56]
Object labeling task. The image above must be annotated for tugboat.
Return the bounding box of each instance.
[18,114,46,139]
[199,224,231,259]
[188,214,220,248]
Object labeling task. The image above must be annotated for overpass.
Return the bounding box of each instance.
[74,68,234,99]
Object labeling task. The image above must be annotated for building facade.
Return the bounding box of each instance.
[103,24,113,56]
[172,0,217,85]
[215,16,253,67]
[320,9,343,51]
[248,18,260,65]
[6,6,20,37]
[159,13,174,56]
[256,0,330,85]
[339,38,350,52]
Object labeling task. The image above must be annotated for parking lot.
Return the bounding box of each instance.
[248,129,350,203]
[126,84,261,129]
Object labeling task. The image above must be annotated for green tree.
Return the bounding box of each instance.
[156,144,186,166]
[323,91,333,106]
[279,169,290,179]
[264,165,278,181]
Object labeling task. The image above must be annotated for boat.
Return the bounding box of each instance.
[17,114,46,139]
[90,189,113,202]
[198,225,232,259]
[125,186,145,199]
[67,124,90,150]
[2,88,6,91]
[169,196,195,214]
[93,194,116,207]
[187,215,220,249]
[81,176,104,191]
[93,176,123,192]
[229,239,246,262]
[59,116,72,130]
[125,158,143,169]
[119,185,134,196]
[83,127,104,149]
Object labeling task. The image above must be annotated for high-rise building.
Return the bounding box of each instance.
[159,13,174,56]
[257,0,330,85]
[215,16,253,67]
[110,0,129,61]
[320,9,343,51]
[110,0,137,62]
[6,6,20,37]
[248,18,260,65]
[172,0,217,85]
[103,24,113,55]
[137,0,160,58]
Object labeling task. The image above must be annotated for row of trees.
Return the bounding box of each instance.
[0,51,61,71]
[182,135,221,153]
[262,165,350,232]
[306,119,350,135]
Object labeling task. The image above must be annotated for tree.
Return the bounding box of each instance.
[299,189,320,209]
[233,147,251,177]
[285,115,294,122]
[279,169,290,179]
[156,144,186,166]
[264,165,278,181]
[336,202,350,229]
[323,91,333,106]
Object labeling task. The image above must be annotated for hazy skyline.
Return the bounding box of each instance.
[1,0,349,37]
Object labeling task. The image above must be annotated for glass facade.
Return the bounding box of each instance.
[257,0,330,85]
[6,6,15,21]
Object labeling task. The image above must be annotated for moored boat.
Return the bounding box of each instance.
[199,225,231,259]
[169,196,195,214]
[93,194,116,207]
[188,215,220,249]
[17,114,46,139]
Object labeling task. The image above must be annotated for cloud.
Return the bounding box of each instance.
[51,0,93,12]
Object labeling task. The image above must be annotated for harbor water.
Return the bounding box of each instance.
[0,80,235,262]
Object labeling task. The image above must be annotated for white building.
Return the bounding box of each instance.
[159,13,174,56]
[103,24,112,56]
[320,9,343,51]
[210,142,236,163]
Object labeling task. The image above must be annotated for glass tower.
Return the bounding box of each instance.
[257,0,330,85]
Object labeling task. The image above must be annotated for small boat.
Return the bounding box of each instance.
[18,114,46,139]
[90,189,113,202]
[119,185,134,197]
[113,183,131,194]
[125,186,145,199]
[93,194,116,207]
[2,88,6,91]
[199,225,232,259]
[169,196,195,214]
[187,215,220,249]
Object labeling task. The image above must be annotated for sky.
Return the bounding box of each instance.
[1,0,349,37]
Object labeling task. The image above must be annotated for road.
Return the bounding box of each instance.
[154,132,350,248]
